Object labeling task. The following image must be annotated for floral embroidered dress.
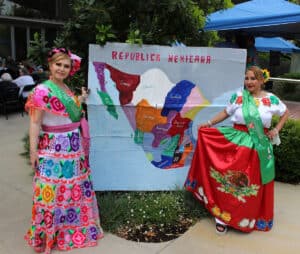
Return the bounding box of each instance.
[24,83,103,253]
[185,90,286,232]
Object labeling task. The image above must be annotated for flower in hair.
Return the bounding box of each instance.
[48,47,81,76]
[262,69,270,83]
[69,53,81,76]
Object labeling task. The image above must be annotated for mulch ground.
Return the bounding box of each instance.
[115,218,194,242]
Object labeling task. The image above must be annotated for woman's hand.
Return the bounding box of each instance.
[29,109,43,171]
[30,150,39,170]
[267,128,279,140]
[198,121,212,129]
[80,87,90,103]
[198,109,229,130]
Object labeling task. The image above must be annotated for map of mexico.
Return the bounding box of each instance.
[87,43,246,190]
[93,62,209,170]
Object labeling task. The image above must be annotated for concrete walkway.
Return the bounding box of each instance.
[283,100,300,120]
[0,113,299,254]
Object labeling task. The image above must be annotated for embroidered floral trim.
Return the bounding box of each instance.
[210,167,260,203]
[230,92,280,108]
[261,97,271,106]
[211,205,232,223]
[256,218,273,231]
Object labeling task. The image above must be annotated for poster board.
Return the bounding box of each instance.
[87,43,246,190]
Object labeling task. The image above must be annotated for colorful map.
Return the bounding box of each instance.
[93,62,210,169]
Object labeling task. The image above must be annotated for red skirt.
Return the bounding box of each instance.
[185,126,274,232]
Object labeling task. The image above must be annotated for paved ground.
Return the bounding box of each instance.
[283,100,300,119]
[0,112,299,254]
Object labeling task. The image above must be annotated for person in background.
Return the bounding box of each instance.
[0,72,13,81]
[5,56,19,79]
[24,47,103,253]
[13,67,36,98]
[14,67,35,87]
[185,66,289,235]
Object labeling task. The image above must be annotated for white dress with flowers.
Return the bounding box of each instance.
[24,84,103,253]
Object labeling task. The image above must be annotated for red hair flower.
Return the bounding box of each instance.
[69,53,81,76]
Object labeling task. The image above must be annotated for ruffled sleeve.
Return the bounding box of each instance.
[268,93,287,116]
[226,91,243,115]
[25,84,69,117]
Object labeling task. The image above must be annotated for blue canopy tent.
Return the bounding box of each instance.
[204,0,300,39]
[255,37,300,53]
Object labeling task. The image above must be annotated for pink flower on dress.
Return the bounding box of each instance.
[57,195,64,202]
[71,184,82,201]
[81,214,89,223]
[59,185,66,193]
[44,210,53,228]
[38,133,50,149]
[81,205,88,214]
[34,233,43,246]
[57,239,65,248]
[43,96,49,103]
[64,233,71,243]
[35,86,48,98]
[72,230,86,247]
[49,96,65,111]
[64,189,72,200]
[35,213,43,224]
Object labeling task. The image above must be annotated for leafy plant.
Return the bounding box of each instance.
[97,190,208,236]
[95,24,116,45]
[27,32,50,68]
[272,117,300,184]
[126,23,143,45]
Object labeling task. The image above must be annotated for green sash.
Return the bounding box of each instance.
[242,90,275,184]
[43,80,82,122]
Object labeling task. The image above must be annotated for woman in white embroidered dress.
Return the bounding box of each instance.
[185,66,289,235]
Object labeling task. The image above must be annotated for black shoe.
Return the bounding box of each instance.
[216,223,228,235]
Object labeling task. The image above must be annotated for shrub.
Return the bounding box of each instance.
[96,190,208,240]
[272,117,300,184]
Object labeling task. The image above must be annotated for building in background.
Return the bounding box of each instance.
[0,0,69,61]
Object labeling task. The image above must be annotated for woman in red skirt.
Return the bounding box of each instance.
[185,66,289,235]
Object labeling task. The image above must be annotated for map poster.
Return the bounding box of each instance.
[87,43,246,191]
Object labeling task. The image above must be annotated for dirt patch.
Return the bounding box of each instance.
[115,218,194,242]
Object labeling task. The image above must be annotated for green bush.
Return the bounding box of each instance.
[96,191,208,234]
[272,117,300,184]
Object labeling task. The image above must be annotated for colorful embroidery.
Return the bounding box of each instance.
[211,205,232,223]
[254,98,260,107]
[230,93,237,104]
[25,84,103,253]
[261,97,271,107]
[236,96,243,104]
[210,167,260,202]
[256,219,273,231]
[270,95,279,105]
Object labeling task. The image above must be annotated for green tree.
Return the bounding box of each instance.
[27,32,50,68]
[52,0,234,89]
